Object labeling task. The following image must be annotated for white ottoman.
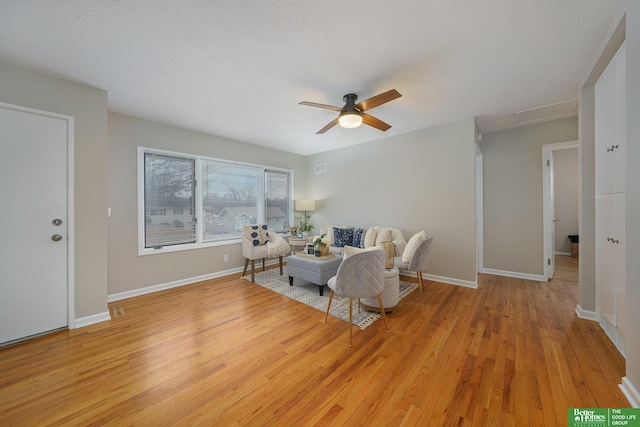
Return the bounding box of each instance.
[361,267,400,313]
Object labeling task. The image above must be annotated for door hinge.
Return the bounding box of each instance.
[548,258,551,265]
[547,160,550,167]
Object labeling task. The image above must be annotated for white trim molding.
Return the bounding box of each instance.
[75,311,111,328]
[398,270,478,289]
[620,377,640,408]
[575,304,598,321]
[481,268,546,282]
[109,265,247,302]
[424,273,478,289]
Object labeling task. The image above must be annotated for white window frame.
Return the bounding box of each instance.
[137,147,294,255]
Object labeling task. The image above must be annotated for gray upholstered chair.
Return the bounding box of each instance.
[324,248,389,346]
[394,237,433,306]
[241,227,290,283]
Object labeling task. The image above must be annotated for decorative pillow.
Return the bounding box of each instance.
[333,227,354,248]
[343,245,382,258]
[244,224,270,246]
[374,227,393,246]
[402,230,427,263]
[323,224,347,246]
[351,228,364,248]
[363,226,378,248]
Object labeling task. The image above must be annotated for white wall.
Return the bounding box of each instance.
[481,117,578,277]
[0,61,109,320]
[305,118,478,285]
[553,148,579,254]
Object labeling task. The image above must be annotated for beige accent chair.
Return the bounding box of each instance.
[241,229,290,283]
[324,248,389,346]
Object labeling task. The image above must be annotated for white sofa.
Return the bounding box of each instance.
[319,225,407,257]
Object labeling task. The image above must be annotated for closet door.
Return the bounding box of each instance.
[614,194,625,336]
[594,42,625,345]
[595,195,615,326]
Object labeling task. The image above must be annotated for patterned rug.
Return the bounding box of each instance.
[245,266,418,330]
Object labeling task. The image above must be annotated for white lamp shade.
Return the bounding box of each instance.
[338,111,363,128]
[295,199,316,211]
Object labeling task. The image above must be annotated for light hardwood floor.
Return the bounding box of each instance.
[0,256,627,426]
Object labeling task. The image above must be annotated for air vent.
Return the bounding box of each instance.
[315,163,327,174]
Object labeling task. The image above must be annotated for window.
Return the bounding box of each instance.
[139,148,293,254]
[144,153,196,248]
[265,169,291,233]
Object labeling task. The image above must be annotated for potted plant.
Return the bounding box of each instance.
[295,214,314,237]
[313,233,329,256]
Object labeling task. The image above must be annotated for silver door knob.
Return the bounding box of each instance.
[51,234,63,242]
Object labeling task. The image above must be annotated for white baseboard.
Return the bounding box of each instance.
[74,311,111,328]
[555,251,571,256]
[575,304,598,321]
[108,265,248,302]
[480,268,546,282]
[424,273,477,289]
[399,270,478,289]
[620,377,640,408]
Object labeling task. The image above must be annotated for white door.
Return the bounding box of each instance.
[0,103,71,345]
[549,151,556,279]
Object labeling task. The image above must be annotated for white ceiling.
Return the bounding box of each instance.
[0,0,623,155]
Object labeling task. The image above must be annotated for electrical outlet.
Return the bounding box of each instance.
[224,254,229,262]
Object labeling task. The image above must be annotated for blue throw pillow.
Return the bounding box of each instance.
[244,224,269,246]
[351,228,364,248]
[333,227,354,248]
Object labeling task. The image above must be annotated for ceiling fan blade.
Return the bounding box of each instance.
[317,118,340,134]
[299,101,343,112]
[356,89,402,112]
[362,113,392,132]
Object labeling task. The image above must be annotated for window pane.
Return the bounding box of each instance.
[202,161,259,241]
[265,170,291,233]
[144,153,196,248]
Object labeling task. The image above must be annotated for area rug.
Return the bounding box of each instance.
[245,266,418,330]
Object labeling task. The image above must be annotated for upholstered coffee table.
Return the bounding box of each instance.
[286,254,343,296]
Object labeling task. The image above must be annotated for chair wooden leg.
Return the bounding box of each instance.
[242,259,249,277]
[377,294,390,332]
[325,290,334,323]
[417,272,425,306]
[349,298,353,347]
[279,256,283,275]
[262,258,266,272]
[251,260,256,283]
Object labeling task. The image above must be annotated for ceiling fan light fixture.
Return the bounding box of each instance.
[338,110,363,128]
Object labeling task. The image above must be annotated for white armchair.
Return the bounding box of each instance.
[394,236,433,306]
[241,227,290,283]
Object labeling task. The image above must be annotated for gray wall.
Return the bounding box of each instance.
[624,0,640,403]
[305,118,478,284]
[481,117,578,276]
[0,61,109,319]
[553,148,579,254]
[107,113,306,295]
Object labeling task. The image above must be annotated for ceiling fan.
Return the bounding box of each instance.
[299,89,402,134]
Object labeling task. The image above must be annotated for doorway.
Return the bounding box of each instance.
[542,140,578,281]
[0,102,74,345]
